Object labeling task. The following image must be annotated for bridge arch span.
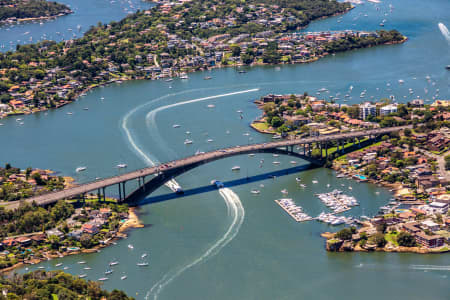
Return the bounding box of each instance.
[126,148,322,202]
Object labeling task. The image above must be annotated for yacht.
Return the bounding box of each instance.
[184,139,193,145]
[207,139,214,143]
[290,161,297,164]
[172,124,180,128]
[75,167,87,172]
[67,112,73,115]
[83,267,91,270]
[231,166,241,171]
[137,262,149,267]
[272,135,282,139]
[109,261,119,266]
[273,154,279,157]
[251,190,260,195]
[78,274,87,278]
[272,161,281,165]
[237,110,243,113]
[55,263,63,267]
[117,164,127,168]
[98,278,109,281]
[105,270,113,275]
[312,180,318,184]
[248,153,255,157]
[121,275,127,280]
[398,79,404,84]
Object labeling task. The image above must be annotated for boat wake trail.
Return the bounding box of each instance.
[438,22,450,44]
[145,89,260,146]
[146,188,245,300]
[410,265,450,271]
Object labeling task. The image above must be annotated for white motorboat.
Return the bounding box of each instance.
[173,124,181,128]
[98,277,109,281]
[105,270,113,275]
[78,261,87,264]
[76,167,87,172]
[272,161,281,165]
[117,164,127,168]
[207,104,215,108]
[290,161,297,164]
[312,180,318,184]
[281,189,288,195]
[207,139,214,143]
[109,261,119,266]
[141,253,148,259]
[137,262,149,267]
[78,274,87,278]
[128,244,134,250]
[180,74,189,79]
[231,166,240,171]
[55,263,63,267]
[184,139,193,145]
[83,267,91,270]
[295,178,301,182]
[251,190,260,195]
[67,112,73,115]
[121,275,127,280]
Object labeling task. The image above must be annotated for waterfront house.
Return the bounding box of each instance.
[81,223,100,235]
[403,222,421,234]
[46,229,64,239]
[415,232,444,248]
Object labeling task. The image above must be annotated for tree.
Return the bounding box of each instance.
[335,228,352,240]
[231,45,241,57]
[371,233,387,248]
[397,232,416,247]
[80,234,94,248]
[403,128,411,137]
[271,116,283,128]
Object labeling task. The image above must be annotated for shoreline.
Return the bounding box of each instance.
[0,31,406,120]
[0,207,143,274]
[0,10,73,26]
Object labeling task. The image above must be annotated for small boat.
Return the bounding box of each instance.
[67,112,73,115]
[63,266,69,270]
[165,78,173,82]
[238,70,246,73]
[137,262,149,267]
[83,267,91,270]
[105,270,113,275]
[273,154,279,157]
[173,124,181,128]
[128,244,134,250]
[78,274,87,278]
[295,177,301,182]
[204,76,212,80]
[180,74,189,79]
[184,139,193,145]
[141,253,148,259]
[281,189,288,195]
[109,261,119,266]
[231,166,240,171]
[272,161,281,165]
[78,261,86,264]
[207,104,215,108]
[312,180,318,184]
[446,65,450,70]
[37,266,45,269]
[83,107,89,110]
[290,161,297,164]
[272,135,282,139]
[121,275,127,280]
[76,167,87,172]
[117,164,127,168]
[251,190,260,195]
[237,110,243,113]
[207,139,214,143]
[55,263,63,267]
[248,153,255,157]
[185,131,191,135]
[98,277,109,281]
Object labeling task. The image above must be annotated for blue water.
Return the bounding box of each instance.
[1,0,449,299]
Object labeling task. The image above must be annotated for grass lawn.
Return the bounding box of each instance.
[385,232,399,246]
[251,122,270,131]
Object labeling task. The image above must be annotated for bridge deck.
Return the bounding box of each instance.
[17,125,410,207]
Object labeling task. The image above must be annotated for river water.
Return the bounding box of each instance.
[1,0,449,299]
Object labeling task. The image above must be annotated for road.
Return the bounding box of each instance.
[3,125,411,209]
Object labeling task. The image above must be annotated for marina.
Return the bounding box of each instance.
[274,199,313,222]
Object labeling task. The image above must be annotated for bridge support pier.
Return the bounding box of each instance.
[102,187,106,202]
[118,183,122,201]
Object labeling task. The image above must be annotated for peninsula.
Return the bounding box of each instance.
[0,0,405,119]
[0,0,72,24]
[252,93,450,253]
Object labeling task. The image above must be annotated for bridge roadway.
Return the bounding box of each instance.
[17,125,411,207]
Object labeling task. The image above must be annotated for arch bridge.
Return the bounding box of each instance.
[17,125,410,207]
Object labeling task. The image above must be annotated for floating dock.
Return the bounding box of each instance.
[275,199,313,222]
